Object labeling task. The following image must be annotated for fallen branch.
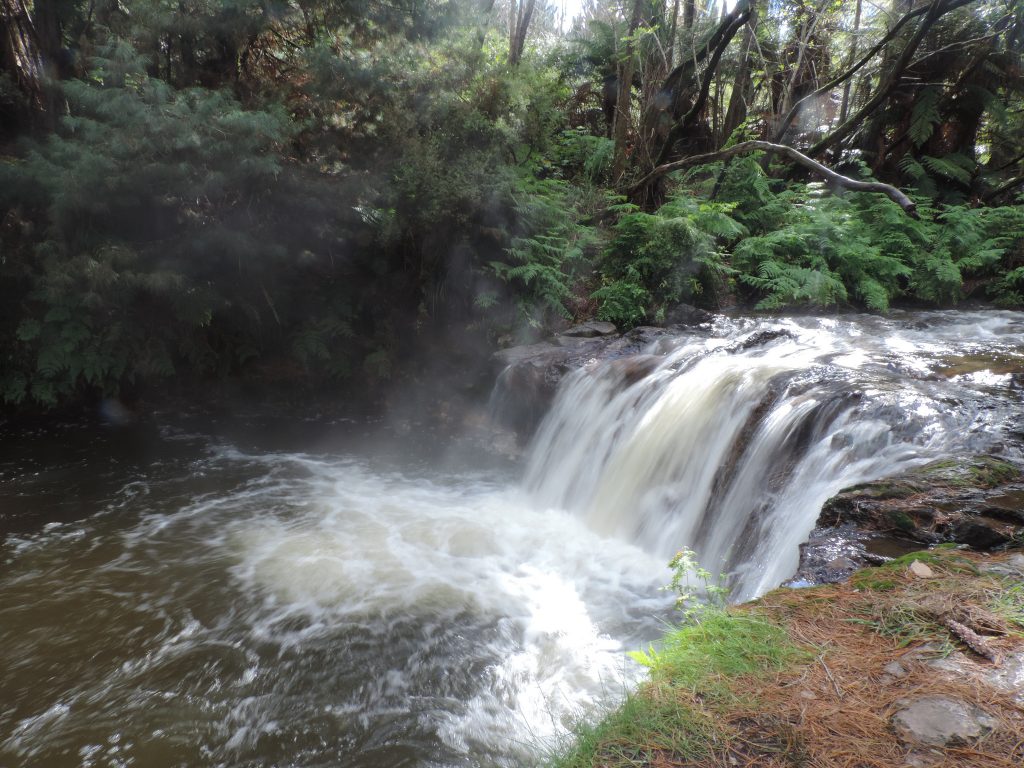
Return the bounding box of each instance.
[631,140,918,217]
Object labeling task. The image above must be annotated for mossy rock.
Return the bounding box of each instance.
[909,455,1021,490]
[816,455,1024,552]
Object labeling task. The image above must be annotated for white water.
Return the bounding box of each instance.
[1,311,1022,767]
[526,312,1023,601]
[1,449,672,767]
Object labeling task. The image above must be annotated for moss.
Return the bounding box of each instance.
[912,455,1021,490]
[837,480,915,500]
[850,572,900,591]
[632,610,808,690]
[886,509,917,532]
[851,549,979,592]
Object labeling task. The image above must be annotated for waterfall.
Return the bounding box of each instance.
[523,314,1017,601]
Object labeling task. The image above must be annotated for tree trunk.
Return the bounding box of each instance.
[509,0,536,66]
[722,5,757,141]
[0,0,47,119]
[612,0,645,180]
[632,140,920,216]
[808,0,966,159]
[838,0,862,125]
[666,0,680,69]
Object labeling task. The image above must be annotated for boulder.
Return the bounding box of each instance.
[817,455,1023,548]
[559,321,618,338]
[794,456,1023,585]
[663,303,713,326]
[891,696,996,747]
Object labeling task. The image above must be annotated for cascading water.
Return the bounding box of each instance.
[0,311,1021,767]
[525,312,1023,601]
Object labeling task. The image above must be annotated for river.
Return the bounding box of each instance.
[1,310,1022,767]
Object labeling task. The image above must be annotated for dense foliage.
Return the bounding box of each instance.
[1,0,1023,412]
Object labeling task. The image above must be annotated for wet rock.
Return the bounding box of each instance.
[663,303,713,326]
[891,696,996,746]
[793,524,896,585]
[815,455,1024,550]
[952,518,1013,549]
[489,342,588,438]
[560,321,618,338]
[488,322,697,440]
[731,328,794,351]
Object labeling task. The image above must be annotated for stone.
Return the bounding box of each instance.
[980,553,1024,579]
[883,661,908,679]
[892,696,996,746]
[560,321,617,338]
[908,560,936,579]
[663,303,713,326]
[827,556,856,571]
[951,519,1010,549]
[904,750,942,767]
[980,651,1024,705]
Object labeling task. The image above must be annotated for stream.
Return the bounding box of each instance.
[1,310,1023,767]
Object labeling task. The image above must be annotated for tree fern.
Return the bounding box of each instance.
[922,154,974,186]
[909,87,941,147]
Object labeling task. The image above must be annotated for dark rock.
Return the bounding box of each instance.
[816,455,1023,548]
[793,525,918,585]
[663,303,713,326]
[951,519,1011,549]
[795,456,1024,585]
[732,328,794,351]
[491,341,560,368]
[489,336,621,438]
[560,320,618,338]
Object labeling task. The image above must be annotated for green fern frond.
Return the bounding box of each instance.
[909,87,941,147]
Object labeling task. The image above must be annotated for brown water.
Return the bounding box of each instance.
[2,310,1024,768]
[0,418,670,768]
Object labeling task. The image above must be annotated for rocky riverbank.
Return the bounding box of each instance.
[551,547,1024,768]
[796,456,1024,586]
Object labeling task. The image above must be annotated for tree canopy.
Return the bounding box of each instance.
[1,0,1023,411]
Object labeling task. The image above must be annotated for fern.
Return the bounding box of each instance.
[909,87,941,147]
[922,154,974,186]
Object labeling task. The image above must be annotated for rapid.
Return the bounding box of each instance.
[1,310,1022,767]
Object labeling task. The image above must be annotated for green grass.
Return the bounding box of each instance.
[849,601,957,652]
[547,610,807,768]
[631,610,807,690]
[989,580,1024,631]
[548,688,717,768]
[850,548,978,591]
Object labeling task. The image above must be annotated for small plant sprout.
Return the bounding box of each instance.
[664,547,730,621]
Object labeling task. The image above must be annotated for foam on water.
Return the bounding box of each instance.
[1,451,672,767]
[2,310,1022,766]
[525,311,1024,601]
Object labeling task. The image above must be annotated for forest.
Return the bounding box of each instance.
[2,0,1024,412]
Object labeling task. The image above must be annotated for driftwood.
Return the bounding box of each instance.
[630,140,919,218]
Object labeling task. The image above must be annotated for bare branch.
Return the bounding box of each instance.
[630,140,919,217]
